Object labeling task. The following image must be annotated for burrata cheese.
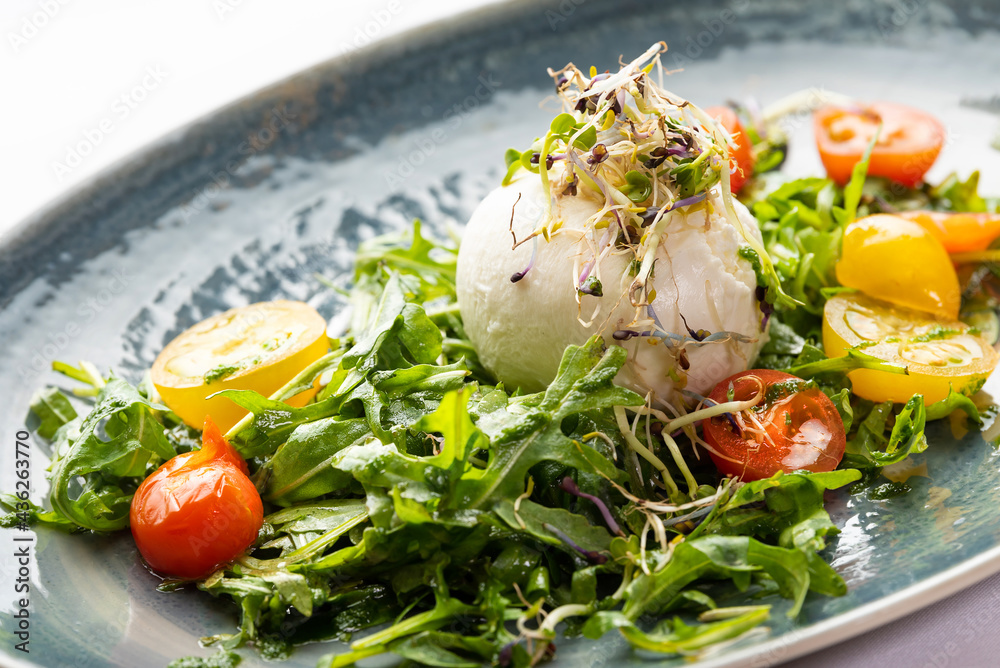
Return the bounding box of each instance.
[457,175,767,405]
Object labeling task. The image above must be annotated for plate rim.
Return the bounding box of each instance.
[694,544,1000,667]
[0,0,535,305]
[2,1,1000,666]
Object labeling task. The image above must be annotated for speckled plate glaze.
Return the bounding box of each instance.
[3,1,1000,666]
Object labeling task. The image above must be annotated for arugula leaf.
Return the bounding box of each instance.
[703,469,857,608]
[618,606,770,654]
[455,337,636,510]
[29,387,77,439]
[925,388,981,424]
[47,378,175,532]
[222,390,351,459]
[930,171,988,212]
[622,536,751,619]
[352,219,457,303]
[389,632,489,667]
[0,494,77,531]
[755,318,805,370]
[418,389,488,491]
[344,274,443,373]
[720,470,860,515]
[493,498,613,557]
[260,500,369,558]
[867,396,928,465]
[846,396,928,467]
[751,177,846,322]
[784,346,908,379]
[748,540,809,616]
[256,417,371,506]
[842,126,879,223]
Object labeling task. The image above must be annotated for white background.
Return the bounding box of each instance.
[0,0,501,233]
[3,1,1000,667]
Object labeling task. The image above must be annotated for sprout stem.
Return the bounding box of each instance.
[660,430,698,498]
[539,604,592,634]
[614,405,678,496]
[656,394,763,434]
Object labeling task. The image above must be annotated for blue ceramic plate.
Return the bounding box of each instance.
[3,1,1000,666]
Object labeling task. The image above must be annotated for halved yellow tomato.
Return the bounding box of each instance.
[836,214,960,320]
[823,293,997,404]
[151,301,328,432]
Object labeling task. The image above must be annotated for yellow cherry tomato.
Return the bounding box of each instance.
[151,301,328,432]
[836,214,960,320]
[823,293,997,405]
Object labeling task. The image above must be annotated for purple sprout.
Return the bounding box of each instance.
[560,476,625,536]
[575,74,611,113]
[588,144,609,166]
[613,329,645,341]
[543,523,608,564]
[646,301,668,331]
[642,146,669,169]
[498,642,515,667]
[588,72,611,86]
[642,144,696,170]
[530,152,565,170]
[682,390,741,434]
[678,311,710,342]
[639,208,661,227]
[662,504,715,528]
[510,236,539,283]
[629,120,653,141]
[639,191,709,227]
[670,191,708,211]
[576,229,612,289]
[615,88,628,117]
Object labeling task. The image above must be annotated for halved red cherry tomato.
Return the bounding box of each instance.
[896,210,1000,254]
[701,370,846,481]
[814,102,945,187]
[706,106,755,193]
[130,417,263,579]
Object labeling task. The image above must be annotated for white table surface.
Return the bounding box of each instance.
[2,1,998,667]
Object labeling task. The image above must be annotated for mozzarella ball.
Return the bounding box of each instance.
[456,175,767,405]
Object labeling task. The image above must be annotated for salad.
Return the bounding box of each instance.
[5,42,1000,668]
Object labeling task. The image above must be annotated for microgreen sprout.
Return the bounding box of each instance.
[544,523,608,564]
[510,235,539,283]
[502,42,794,335]
[559,476,624,536]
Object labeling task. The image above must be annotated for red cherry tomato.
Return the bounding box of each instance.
[701,370,846,481]
[706,106,755,193]
[896,210,1000,254]
[814,102,945,188]
[130,417,263,579]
